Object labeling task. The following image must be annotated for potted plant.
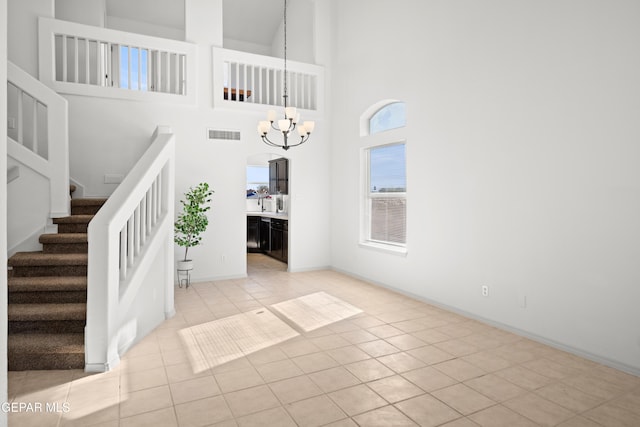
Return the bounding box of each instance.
[174,182,214,271]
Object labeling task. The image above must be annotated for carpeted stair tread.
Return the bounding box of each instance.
[8,333,84,370]
[9,303,86,321]
[39,233,88,244]
[8,276,87,292]
[8,252,88,267]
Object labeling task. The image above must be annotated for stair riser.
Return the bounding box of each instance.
[71,206,102,215]
[56,224,89,233]
[9,320,85,334]
[8,354,84,371]
[9,291,86,304]
[11,265,87,277]
[42,243,88,254]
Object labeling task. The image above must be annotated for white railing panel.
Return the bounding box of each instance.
[7,61,70,218]
[39,18,197,105]
[213,47,324,115]
[86,126,175,372]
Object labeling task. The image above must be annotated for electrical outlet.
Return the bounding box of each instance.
[221,254,226,264]
[481,285,489,297]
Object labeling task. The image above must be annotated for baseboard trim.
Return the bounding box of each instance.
[85,355,121,373]
[331,267,640,377]
[176,273,248,285]
[288,265,331,273]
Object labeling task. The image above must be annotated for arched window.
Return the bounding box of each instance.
[369,102,406,135]
[360,101,407,253]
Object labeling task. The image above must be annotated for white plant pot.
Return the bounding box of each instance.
[177,260,194,271]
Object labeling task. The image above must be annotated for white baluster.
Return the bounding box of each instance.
[127,214,134,268]
[62,35,68,82]
[258,66,263,104]
[74,36,79,83]
[134,204,141,257]
[157,173,163,217]
[17,89,23,145]
[140,196,147,245]
[181,54,187,95]
[84,39,90,84]
[146,188,152,234]
[164,52,171,94]
[32,99,38,155]
[120,224,127,280]
[243,63,247,103]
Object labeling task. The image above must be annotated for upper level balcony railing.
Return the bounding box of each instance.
[213,47,324,115]
[38,18,197,105]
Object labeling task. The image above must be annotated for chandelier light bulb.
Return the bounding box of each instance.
[278,119,290,132]
[285,107,297,119]
[303,121,315,134]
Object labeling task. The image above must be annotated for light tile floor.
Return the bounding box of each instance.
[7,254,640,427]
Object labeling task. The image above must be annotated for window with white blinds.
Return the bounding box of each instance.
[366,143,406,246]
[361,101,407,252]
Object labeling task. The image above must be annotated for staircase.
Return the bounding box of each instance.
[7,196,106,370]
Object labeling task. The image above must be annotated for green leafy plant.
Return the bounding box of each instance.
[174,182,214,261]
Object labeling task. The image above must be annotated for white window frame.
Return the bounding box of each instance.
[359,100,408,255]
[360,135,408,255]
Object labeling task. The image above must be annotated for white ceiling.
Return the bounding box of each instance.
[106,0,285,46]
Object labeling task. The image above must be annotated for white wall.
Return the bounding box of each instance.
[1,0,9,423]
[328,0,640,374]
[56,0,105,27]
[6,158,50,254]
[7,0,54,77]
[106,15,184,41]
[270,0,314,63]
[223,38,272,57]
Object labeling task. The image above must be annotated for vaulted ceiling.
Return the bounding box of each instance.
[106,0,284,45]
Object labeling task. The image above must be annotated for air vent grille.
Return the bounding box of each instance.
[208,128,241,141]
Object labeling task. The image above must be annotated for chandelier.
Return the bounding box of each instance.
[257,0,315,150]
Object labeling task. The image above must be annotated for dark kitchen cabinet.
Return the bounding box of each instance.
[246,216,260,252]
[269,218,288,263]
[248,216,287,264]
[269,158,288,195]
[260,217,270,253]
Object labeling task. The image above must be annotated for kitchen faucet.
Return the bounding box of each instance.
[257,190,267,212]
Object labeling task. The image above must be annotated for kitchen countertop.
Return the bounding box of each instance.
[246,212,289,220]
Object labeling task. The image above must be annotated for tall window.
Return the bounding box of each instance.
[361,102,407,251]
[367,143,406,245]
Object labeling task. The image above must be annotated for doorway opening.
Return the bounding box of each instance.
[246,153,290,274]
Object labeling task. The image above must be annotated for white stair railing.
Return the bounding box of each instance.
[213,47,324,113]
[86,126,175,372]
[6,61,69,218]
[39,17,197,105]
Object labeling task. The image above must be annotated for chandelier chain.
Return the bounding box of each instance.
[283,0,288,107]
